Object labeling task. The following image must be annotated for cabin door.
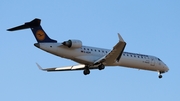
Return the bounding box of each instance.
[150,57,155,66]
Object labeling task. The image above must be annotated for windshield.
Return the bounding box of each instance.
[158,58,161,61]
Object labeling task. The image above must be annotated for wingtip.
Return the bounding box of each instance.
[118,33,125,42]
[36,63,46,71]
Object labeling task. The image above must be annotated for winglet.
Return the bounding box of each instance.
[36,63,46,71]
[118,33,125,42]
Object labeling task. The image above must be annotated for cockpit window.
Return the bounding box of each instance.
[158,58,161,61]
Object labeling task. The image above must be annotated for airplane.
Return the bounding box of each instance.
[7,18,169,78]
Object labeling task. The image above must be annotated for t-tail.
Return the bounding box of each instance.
[7,18,57,43]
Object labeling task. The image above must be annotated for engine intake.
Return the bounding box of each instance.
[62,40,82,48]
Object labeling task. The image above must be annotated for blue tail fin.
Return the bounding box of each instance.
[7,18,57,43]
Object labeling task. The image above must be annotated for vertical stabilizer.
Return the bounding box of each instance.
[7,18,57,43]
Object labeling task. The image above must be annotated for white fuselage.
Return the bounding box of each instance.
[35,43,169,73]
[7,18,169,78]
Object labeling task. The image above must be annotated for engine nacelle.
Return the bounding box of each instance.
[62,39,82,48]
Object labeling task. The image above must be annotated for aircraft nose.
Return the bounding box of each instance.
[34,43,40,48]
[165,65,169,72]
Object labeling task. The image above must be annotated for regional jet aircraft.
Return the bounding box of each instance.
[7,18,169,78]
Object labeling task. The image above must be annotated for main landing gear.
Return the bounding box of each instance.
[83,66,90,75]
[83,64,105,75]
[83,67,90,75]
[98,64,105,70]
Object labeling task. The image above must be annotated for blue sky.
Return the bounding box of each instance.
[1,0,180,100]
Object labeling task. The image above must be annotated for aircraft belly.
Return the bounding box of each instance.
[111,56,158,71]
[73,56,100,64]
[56,46,100,64]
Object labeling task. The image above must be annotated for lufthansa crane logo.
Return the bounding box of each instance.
[36,30,45,41]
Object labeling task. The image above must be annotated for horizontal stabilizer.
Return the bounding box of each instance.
[7,18,57,43]
[7,18,41,31]
[7,24,29,31]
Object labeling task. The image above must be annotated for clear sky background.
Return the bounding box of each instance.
[1,0,180,101]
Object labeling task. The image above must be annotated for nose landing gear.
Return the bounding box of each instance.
[158,71,164,79]
[158,74,162,78]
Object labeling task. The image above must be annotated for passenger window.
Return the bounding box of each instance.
[98,50,100,52]
[84,48,86,50]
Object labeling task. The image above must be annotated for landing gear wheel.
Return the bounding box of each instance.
[158,75,162,79]
[98,64,105,70]
[83,69,90,75]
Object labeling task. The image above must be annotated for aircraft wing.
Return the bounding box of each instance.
[94,33,126,65]
[36,63,86,71]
